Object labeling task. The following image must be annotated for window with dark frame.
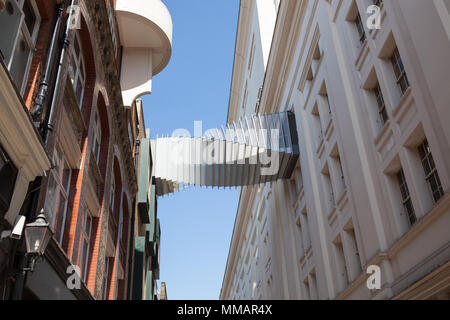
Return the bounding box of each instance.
[68,31,86,109]
[78,203,93,284]
[0,144,18,216]
[355,13,366,45]
[374,83,389,126]
[391,47,410,96]
[396,168,417,226]
[0,0,41,94]
[44,144,72,245]
[418,139,444,203]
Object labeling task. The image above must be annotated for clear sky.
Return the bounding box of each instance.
[141,0,240,300]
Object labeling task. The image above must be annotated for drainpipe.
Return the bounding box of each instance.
[31,2,66,131]
[10,0,73,300]
[41,0,76,145]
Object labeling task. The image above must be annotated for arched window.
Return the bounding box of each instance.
[68,31,86,108]
[92,107,102,164]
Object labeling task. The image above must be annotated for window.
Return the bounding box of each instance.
[109,174,115,212]
[44,144,72,244]
[293,167,303,194]
[92,108,102,164]
[68,32,86,108]
[355,13,366,45]
[390,47,410,96]
[107,0,118,57]
[309,271,319,299]
[418,139,444,203]
[0,144,18,216]
[373,0,383,7]
[295,217,305,257]
[323,164,336,211]
[396,168,417,226]
[0,0,41,94]
[102,258,111,300]
[78,203,93,284]
[331,150,347,196]
[300,208,311,250]
[303,277,311,300]
[128,122,133,151]
[242,81,248,111]
[248,34,255,72]
[312,103,323,146]
[343,225,362,281]
[374,83,388,126]
[337,156,346,190]
[333,235,349,291]
[318,82,333,126]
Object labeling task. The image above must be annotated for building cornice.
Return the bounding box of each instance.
[227,0,255,124]
[259,0,307,115]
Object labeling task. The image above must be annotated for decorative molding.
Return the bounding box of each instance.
[85,0,137,195]
[0,60,51,181]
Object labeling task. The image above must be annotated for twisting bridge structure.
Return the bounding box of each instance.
[148,112,300,196]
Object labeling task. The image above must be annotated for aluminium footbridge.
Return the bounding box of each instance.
[149,111,300,196]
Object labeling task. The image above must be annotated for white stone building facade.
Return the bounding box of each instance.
[221,0,450,300]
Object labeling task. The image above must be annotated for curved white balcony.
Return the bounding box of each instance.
[115,0,173,106]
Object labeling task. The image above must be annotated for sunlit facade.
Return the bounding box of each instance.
[221,0,450,300]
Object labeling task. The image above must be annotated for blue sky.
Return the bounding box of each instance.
[142,0,240,300]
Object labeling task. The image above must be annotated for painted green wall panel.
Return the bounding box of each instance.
[137,139,151,223]
[131,237,146,300]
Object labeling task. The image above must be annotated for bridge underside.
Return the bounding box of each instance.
[151,112,299,196]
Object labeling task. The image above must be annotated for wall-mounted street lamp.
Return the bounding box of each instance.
[23,211,53,272]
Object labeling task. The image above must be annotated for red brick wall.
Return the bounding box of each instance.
[22,1,57,112]
[30,1,136,300]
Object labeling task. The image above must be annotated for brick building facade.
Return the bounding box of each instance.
[0,0,171,300]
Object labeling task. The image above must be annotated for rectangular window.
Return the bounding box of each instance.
[107,0,118,57]
[418,139,444,203]
[77,204,93,284]
[323,166,336,210]
[333,236,349,291]
[44,145,72,245]
[355,13,366,45]
[396,168,417,226]
[102,258,111,300]
[309,271,318,299]
[301,209,311,250]
[391,47,410,95]
[68,32,85,108]
[0,0,41,94]
[295,217,305,258]
[336,155,346,191]
[92,108,102,164]
[374,83,388,125]
[109,174,115,212]
[0,144,18,216]
[312,103,323,146]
